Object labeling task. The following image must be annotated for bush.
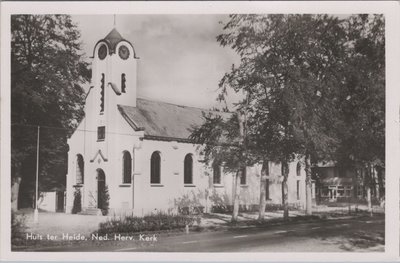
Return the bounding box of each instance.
[96,212,197,235]
[211,205,233,214]
[71,188,82,214]
[11,211,27,246]
[178,206,204,215]
[99,185,110,215]
[211,203,302,213]
[265,203,302,211]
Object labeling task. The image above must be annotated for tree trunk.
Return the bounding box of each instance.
[305,154,312,215]
[11,176,22,211]
[373,167,380,200]
[376,166,385,205]
[231,170,241,222]
[258,160,268,221]
[365,164,373,216]
[352,168,359,208]
[233,110,246,223]
[282,161,289,220]
[366,186,372,213]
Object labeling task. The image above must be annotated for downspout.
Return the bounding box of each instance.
[82,86,94,209]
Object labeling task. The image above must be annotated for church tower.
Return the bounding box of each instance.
[66,28,139,214]
[91,28,138,109]
[81,27,138,171]
[84,27,138,153]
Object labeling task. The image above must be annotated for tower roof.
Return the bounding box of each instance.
[104,28,124,47]
[94,27,135,56]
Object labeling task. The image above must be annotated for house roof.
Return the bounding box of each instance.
[117,98,232,142]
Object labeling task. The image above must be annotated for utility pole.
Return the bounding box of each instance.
[33,126,40,223]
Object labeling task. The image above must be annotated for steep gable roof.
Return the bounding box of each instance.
[117,98,232,142]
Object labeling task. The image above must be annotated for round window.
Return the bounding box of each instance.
[98,45,107,60]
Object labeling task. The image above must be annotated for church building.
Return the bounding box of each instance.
[65,28,307,216]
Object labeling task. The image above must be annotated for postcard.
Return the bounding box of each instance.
[1,1,399,261]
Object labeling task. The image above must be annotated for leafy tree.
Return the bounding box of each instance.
[11,15,90,210]
[190,112,249,222]
[216,14,348,218]
[335,14,385,211]
[99,185,110,216]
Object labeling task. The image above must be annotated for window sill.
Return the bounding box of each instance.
[97,139,105,142]
[119,184,131,187]
[184,184,196,187]
[240,184,249,187]
[213,184,224,188]
[73,184,83,188]
[150,184,164,187]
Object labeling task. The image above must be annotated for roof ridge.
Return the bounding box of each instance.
[134,97,232,114]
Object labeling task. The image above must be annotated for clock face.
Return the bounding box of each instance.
[119,45,130,60]
[98,45,107,60]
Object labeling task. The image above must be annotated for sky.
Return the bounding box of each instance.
[72,15,241,109]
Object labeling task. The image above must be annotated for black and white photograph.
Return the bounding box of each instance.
[1,1,399,261]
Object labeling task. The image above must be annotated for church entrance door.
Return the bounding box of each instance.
[97,169,107,210]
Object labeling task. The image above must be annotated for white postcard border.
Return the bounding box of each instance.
[1,1,399,261]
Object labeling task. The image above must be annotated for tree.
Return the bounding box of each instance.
[99,185,110,216]
[190,112,249,222]
[11,15,90,210]
[217,14,347,218]
[71,188,82,214]
[335,14,385,212]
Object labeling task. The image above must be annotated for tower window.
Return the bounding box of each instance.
[100,73,105,113]
[121,73,126,93]
[97,126,105,141]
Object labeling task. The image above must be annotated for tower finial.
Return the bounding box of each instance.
[113,14,116,27]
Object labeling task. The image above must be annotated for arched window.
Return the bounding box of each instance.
[296,162,301,176]
[150,152,161,184]
[240,166,247,185]
[122,151,132,184]
[213,163,221,184]
[76,154,84,184]
[184,154,193,184]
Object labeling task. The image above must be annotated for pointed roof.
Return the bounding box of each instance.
[94,27,135,56]
[104,28,124,48]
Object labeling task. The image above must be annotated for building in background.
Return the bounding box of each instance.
[312,162,384,205]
